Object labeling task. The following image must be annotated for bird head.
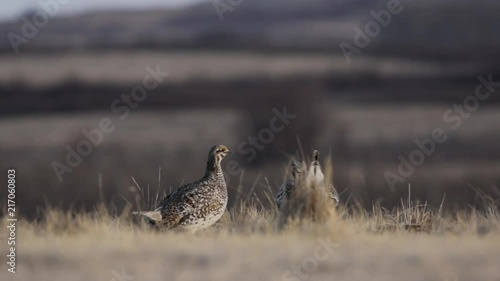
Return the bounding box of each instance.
[291,160,305,179]
[209,144,231,164]
[313,150,320,162]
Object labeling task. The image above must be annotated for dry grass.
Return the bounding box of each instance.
[2,157,500,281]
[3,185,500,281]
[2,207,498,281]
[277,158,338,228]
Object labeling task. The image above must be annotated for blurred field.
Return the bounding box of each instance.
[1,100,499,218]
[0,51,484,86]
[1,51,499,220]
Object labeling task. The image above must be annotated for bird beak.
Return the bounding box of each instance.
[227,150,232,154]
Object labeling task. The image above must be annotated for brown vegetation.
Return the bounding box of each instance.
[3,190,499,281]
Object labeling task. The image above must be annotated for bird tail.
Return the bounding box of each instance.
[132,211,162,223]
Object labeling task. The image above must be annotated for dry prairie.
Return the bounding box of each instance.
[2,198,499,281]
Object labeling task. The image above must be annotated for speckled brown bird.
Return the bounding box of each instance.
[275,160,306,209]
[306,149,339,207]
[135,145,231,232]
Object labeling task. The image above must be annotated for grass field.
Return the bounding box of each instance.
[2,188,500,281]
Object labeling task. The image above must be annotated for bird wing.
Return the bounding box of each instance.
[276,180,294,208]
[158,181,209,228]
[329,184,340,206]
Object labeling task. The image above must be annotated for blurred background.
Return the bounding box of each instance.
[1,0,499,219]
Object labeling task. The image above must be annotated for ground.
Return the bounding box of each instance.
[2,203,499,281]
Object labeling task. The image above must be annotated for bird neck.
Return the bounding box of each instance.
[310,163,320,174]
[204,158,227,193]
[205,157,223,178]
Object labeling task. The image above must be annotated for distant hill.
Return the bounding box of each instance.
[1,0,499,61]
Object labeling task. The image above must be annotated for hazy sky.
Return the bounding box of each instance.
[0,0,208,21]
